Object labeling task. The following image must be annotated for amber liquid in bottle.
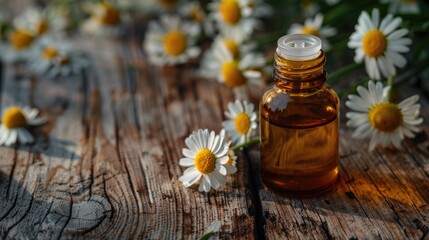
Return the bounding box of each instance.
[260,35,339,197]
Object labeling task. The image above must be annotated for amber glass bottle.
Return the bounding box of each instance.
[260,34,339,197]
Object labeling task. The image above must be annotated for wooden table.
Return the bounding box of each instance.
[0,38,428,239]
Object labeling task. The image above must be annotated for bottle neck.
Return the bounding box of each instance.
[273,50,326,92]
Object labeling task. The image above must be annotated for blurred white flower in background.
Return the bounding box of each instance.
[347,9,412,80]
[144,15,200,66]
[288,14,336,51]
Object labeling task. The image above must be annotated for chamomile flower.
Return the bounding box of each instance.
[179,1,214,36]
[200,35,256,74]
[209,0,260,42]
[81,2,123,37]
[381,0,419,14]
[226,150,237,167]
[28,38,88,78]
[223,99,257,145]
[14,7,50,37]
[0,107,46,146]
[347,9,412,80]
[288,14,336,51]
[200,38,265,88]
[0,29,37,62]
[179,129,236,192]
[144,15,200,66]
[346,81,423,151]
[180,1,206,23]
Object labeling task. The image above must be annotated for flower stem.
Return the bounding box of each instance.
[230,137,260,151]
[387,75,393,101]
[387,75,393,88]
[328,63,361,85]
[198,232,214,240]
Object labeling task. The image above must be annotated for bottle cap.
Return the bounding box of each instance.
[276,34,322,61]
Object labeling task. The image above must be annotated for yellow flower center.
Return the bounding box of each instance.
[96,3,121,26]
[194,148,216,174]
[301,26,320,37]
[2,107,27,129]
[221,61,247,88]
[234,112,251,135]
[368,102,403,132]
[163,31,187,56]
[362,30,387,58]
[37,20,49,35]
[223,39,240,59]
[43,47,59,60]
[219,0,242,25]
[10,30,35,50]
[159,0,178,8]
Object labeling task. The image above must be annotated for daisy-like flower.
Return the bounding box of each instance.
[209,0,260,42]
[346,81,423,151]
[200,37,265,88]
[179,1,206,23]
[226,150,237,166]
[380,0,419,14]
[223,99,257,145]
[179,129,237,192]
[28,38,88,78]
[288,14,336,51]
[81,2,123,37]
[13,7,67,37]
[347,8,412,80]
[144,15,200,66]
[179,1,215,36]
[13,7,51,37]
[200,35,256,74]
[0,107,47,146]
[0,28,38,62]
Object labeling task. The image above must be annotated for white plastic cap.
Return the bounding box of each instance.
[276,34,322,61]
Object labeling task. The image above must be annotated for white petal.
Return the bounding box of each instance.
[382,17,402,35]
[180,157,195,167]
[224,165,237,174]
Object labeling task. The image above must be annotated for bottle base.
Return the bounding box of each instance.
[261,174,339,198]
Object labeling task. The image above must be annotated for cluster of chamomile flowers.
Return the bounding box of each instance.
[287,3,424,152]
[0,6,89,147]
[143,0,271,91]
[142,0,271,192]
[345,8,423,151]
[179,99,258,193]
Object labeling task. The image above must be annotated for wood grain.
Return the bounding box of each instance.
[0,37,428,239]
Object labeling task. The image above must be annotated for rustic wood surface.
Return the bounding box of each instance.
[0,38,428,240]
